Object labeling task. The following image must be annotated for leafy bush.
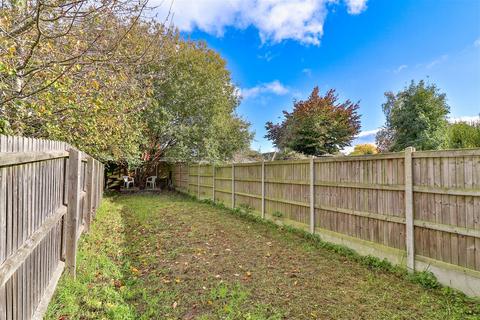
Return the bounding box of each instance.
[408,270,440,289]
[272,211,284,218]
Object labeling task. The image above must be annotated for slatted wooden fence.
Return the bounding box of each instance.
[172,148,480,297]
[0,135,104,319]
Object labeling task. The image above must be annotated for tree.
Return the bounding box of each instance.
[1,2,252,168]
[447,120,480,149]
[0,0,150,106]
[349,144,378,155]
[375,80,450,152]
[140,39,252,178]
[0,0,167,163]
[265,87,361,156]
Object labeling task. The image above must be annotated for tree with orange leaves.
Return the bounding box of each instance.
[265,87,361,156]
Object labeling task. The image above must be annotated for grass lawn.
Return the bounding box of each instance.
[46,193,480,319]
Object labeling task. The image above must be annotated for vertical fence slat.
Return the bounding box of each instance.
[85,157,94,232]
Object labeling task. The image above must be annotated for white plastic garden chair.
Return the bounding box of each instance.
[146,176,157,189]
[123,176,134,188]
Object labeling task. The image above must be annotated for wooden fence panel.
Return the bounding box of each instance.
[213,165,232,207]
[172,163,188,192]
[265,160,310,225]
[412,150,480,272]
[172,148,480,296]
[0,135,104,319]
[233,163,262,215]
[198,165,213,199]
[314,155,406,251]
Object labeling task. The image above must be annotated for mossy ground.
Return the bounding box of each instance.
[46,192,480,319]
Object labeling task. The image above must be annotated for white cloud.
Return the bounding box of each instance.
[240,80,289,99]
[340,146,355,155]
[302,68,312,76]
[474,38,480,48]
[426,54,448,69]
[257,51,276,62]
[394,64,407,73]
[153,0,368,45]
[356,128,379,138]
[344,0,368,14]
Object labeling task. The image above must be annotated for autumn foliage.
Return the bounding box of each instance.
[349,143,378,155]
[265,87,361,156]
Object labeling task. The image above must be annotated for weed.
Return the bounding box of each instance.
[272,211,283,218]
[239,203,254,214]
[408,270,440,289]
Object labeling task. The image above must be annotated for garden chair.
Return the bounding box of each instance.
[146,176,157,189]
[123,176,134,188]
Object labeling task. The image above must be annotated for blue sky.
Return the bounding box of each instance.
[156,0,480,153]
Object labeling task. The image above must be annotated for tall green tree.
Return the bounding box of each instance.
[375,80,450,152]
[140,40,252,175]
[447,119,480,149]
[265,87,361,156]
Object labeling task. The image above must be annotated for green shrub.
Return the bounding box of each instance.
[408,270,440,289]
[272,211,283,218]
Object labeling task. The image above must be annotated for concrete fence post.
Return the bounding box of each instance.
[66,148,81,278]
[405,146,416,271]
[231,163,235,209]
[261,160,265,219]
[197,163,200,199]
[212,164,216,202]
[309,156,315,234]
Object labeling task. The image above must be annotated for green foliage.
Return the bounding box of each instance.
[407,271,440,289]
[376,80,450,152]
[238,203,254,214]
[447,120,480,149]
[272,211,284,218]
[142,40,252,165]
[0,1,158,164]
[270,149,309,160]
[265,87,361,156]
[1,4,252,165]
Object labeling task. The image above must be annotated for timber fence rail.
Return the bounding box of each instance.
[0,135,104,320]
[172,148,480,297]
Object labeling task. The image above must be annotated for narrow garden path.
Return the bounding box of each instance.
[46,193,479,320]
